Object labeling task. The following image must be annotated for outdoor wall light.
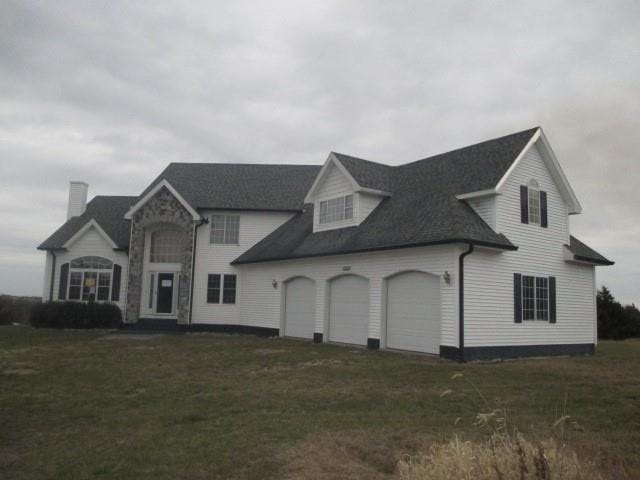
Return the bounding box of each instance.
[443,271,451,284]
[272,279,278,289]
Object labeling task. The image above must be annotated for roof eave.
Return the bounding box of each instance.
[232,238,517,265]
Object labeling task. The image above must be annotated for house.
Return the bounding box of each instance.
[38,127,613,361]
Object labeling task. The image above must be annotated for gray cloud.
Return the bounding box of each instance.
[0,0,638,304]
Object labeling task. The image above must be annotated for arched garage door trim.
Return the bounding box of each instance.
[326,274,370,346]
[281,276,316,340]
[383,270,441,354]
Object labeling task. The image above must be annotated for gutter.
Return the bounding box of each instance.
[458,242,474,362]
[48,250,57,302]
[232,237,514,265]
[188,216,209,325]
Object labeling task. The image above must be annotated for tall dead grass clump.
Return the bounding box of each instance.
[397,373,606,480]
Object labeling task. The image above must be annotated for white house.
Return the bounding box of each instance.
[39,127,613,361]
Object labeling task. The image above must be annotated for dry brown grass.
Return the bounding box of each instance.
[398,432,605,480]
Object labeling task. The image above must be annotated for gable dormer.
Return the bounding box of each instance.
[304,153,391,233]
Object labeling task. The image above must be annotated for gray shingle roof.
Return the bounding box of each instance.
[38,196,136,250]
[567,236,614,265]
[140,163,321,211]
[333,153,396,192]
[234,128,540,264]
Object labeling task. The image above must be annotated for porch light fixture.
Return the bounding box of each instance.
[443,271,451,284]
[272,279,278,289]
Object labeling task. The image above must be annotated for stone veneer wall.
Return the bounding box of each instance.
[126,187,195,324]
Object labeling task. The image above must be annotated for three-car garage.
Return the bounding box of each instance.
[282,271,441,354]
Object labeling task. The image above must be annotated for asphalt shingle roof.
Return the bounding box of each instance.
[234,128,540,264]
[567,236,614,265]
[140,163,321,211]
[38,196,137,250]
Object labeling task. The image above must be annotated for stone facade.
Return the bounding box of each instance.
[126,187,195,324]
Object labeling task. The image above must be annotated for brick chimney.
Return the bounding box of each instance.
[67,181,88,219]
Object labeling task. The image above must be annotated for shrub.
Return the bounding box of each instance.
[0,295,41,325]
[29,301,122,329]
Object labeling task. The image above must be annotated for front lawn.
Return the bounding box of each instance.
[1,327,638,479]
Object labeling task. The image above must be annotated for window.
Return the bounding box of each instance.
[522,275,549,321]
[82,272,98,301]
[210,215,240,244]
[70,256,112,269]
[150,229,184,263]
[223,275,236,304]
[206,274,236,304]
[69,272,82,300]
[207,274,221,303]
[319,195,354,224]
[97,272,111,301]
[528,180,540,225]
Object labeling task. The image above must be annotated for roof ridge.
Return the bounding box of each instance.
[398,126,540,168]
[166,162,322,167]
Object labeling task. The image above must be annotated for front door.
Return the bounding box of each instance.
[156,273,175,314]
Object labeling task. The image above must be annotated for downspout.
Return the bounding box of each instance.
[48,250,57,302]
[458,242,474,362]
[188,216,208,325]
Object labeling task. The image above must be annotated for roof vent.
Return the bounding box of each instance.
[67,181,88,219]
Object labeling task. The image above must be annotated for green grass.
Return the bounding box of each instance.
[1,326,638,479]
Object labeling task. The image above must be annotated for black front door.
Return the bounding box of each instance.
[156,273,174,314]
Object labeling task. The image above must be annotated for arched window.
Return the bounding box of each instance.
[150,229,185,263]
[67,256,118,302]
[527,179,541,225]
[70,256,112,269]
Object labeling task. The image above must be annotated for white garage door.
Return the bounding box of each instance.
[329,275,369,345]
[284,277,315,339]
[386,271,440,354]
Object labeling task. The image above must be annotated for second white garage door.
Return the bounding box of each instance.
[328,275,369,345]
[284,277,315,339]
[386,271,440,354]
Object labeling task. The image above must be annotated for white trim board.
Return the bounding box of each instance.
[124,179,201,220]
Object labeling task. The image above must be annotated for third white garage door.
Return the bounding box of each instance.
[386,271,440,354]
[328,275,369,345]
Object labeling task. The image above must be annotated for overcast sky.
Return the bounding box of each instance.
[1,1,638,304]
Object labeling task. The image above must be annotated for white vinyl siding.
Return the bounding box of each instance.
[237,245,458,347]
[47,226,128,312]
[466,196,496,230]
[356,192,385,225]
[464,142,595,347]
[191,210,295,325]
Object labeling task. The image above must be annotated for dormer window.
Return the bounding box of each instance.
[319,195,354,224]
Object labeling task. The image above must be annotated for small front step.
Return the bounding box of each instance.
[122,318,187,332]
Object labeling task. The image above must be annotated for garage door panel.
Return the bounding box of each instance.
[386,272,440,354]
[284,277,315,339]
[329,275,369,345]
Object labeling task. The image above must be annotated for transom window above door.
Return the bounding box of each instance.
[150,229,185,263]
[319,194,354,224]
[210,215,240,244]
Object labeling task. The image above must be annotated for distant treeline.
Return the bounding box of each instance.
[597,286,640,339]
[0,295,41,325]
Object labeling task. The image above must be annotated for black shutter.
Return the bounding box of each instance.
[549,276,556,323]
[514,273,522,323]
[520,186,529,224]
[58,263,69,300]
[111,264,122,302]
[540,191,548,228]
